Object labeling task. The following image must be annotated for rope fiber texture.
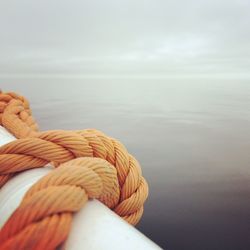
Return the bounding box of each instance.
[0,91,148,250]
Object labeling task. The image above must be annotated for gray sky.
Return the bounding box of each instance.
[0,0,249,78]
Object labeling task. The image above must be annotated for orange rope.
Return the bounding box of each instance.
[0,91,149,249]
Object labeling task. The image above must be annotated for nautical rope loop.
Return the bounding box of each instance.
[0,91,148,250]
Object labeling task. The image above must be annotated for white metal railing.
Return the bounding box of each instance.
[0,126,161,250]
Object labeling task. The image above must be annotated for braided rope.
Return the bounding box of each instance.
[0,91,149,249]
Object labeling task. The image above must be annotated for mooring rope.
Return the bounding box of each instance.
[0,91,148,250]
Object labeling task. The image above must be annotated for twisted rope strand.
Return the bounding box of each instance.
[0,91,149,249]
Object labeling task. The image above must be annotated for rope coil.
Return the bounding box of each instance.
[0,91,149,250]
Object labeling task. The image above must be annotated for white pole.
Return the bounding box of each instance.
[0,126,161,250]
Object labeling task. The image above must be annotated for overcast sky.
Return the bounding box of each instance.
[0,0,249,78]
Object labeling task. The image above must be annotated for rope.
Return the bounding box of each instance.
[0,91,149,249]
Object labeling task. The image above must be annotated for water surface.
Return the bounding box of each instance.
[1,78,250,250]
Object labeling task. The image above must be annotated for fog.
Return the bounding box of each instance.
[1,1,250,249]
[0,0,249,78]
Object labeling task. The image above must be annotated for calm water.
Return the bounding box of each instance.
[1,78,250,250]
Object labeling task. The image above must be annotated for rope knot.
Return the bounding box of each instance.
[0,91,149,250]
[0,92,29,120]
[0,92,38,138]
